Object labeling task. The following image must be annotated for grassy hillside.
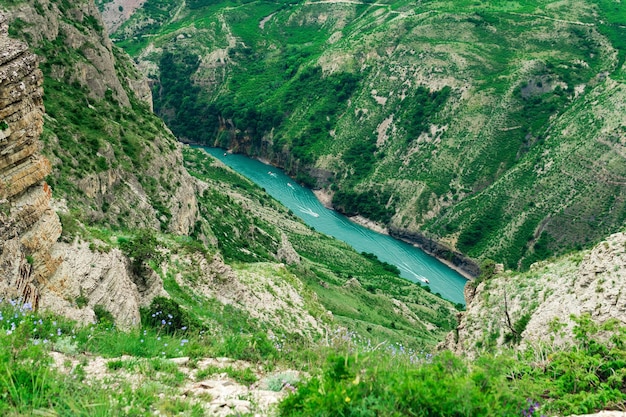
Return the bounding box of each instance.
[3,278,626,416]
[115,0,626,269]
[3,0,457,352]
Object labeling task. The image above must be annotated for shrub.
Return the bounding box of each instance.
[279,351,529,416]
[140,296,196,334]
[119,229,162,275]
[93,304,115,326]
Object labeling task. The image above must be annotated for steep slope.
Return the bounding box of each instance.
[8,0,198,234]
[113,0,626,270]
[1,0,457,347]
[0,12,61,307]
[441,232,626,358]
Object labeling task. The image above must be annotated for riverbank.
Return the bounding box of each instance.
[312,189,333,209]
[311,188,477,282]
[389,226,479,281]
[348,215,389,236]
[408,242,475,281]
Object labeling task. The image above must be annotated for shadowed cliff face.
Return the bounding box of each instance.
[0,13,62,307]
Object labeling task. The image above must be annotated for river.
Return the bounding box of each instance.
[202,147,468,305]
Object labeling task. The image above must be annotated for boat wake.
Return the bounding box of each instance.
[298,206,319,218]
[398,263,430,284]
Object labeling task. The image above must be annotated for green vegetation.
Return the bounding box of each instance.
[401,86,452,142]
[280,314,626,416]
[2,298,625,416]
[183,146,457,349]
[119,229,163,275]
[114,0,626,271]
[334,187,395,223]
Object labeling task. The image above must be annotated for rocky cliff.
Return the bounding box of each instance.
[0,11,163,328]
[441,232,626,357]
[7,0,199,234]
[0,0,207,326]
[0,13,61,308]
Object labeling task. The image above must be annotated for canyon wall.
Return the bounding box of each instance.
[0,13,61,307]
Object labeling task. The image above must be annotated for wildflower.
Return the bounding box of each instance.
[6,329,12,335]
[161,319,166,325]
[157,336,161,341]
[181,326,187,331]
[345,396,351,403]
[167,314,173,319]
[140,339,144,343]
[164,343,168,347]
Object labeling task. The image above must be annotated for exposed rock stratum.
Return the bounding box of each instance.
[0,13,61,307]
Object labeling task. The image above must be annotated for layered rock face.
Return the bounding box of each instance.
[0,10,165,327]
[0,13,61,307]
[9,0,198,234]
[42,242,166,329]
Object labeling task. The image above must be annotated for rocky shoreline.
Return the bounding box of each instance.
[311,188,478,283]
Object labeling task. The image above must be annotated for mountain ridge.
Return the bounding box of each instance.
[111,0,626,270]
[2,1,626,415]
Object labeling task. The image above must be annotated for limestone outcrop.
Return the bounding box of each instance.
[0,13,62,307]
[0,5,174,325]
[171,253,323,339]
[7,0,199,235]
[9,0,134,106]
[441,232,626,357]
[41,241,165,329]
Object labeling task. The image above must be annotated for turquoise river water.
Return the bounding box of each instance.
[202,147,468,305]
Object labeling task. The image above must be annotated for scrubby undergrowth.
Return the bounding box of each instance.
[2,299,626,416]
